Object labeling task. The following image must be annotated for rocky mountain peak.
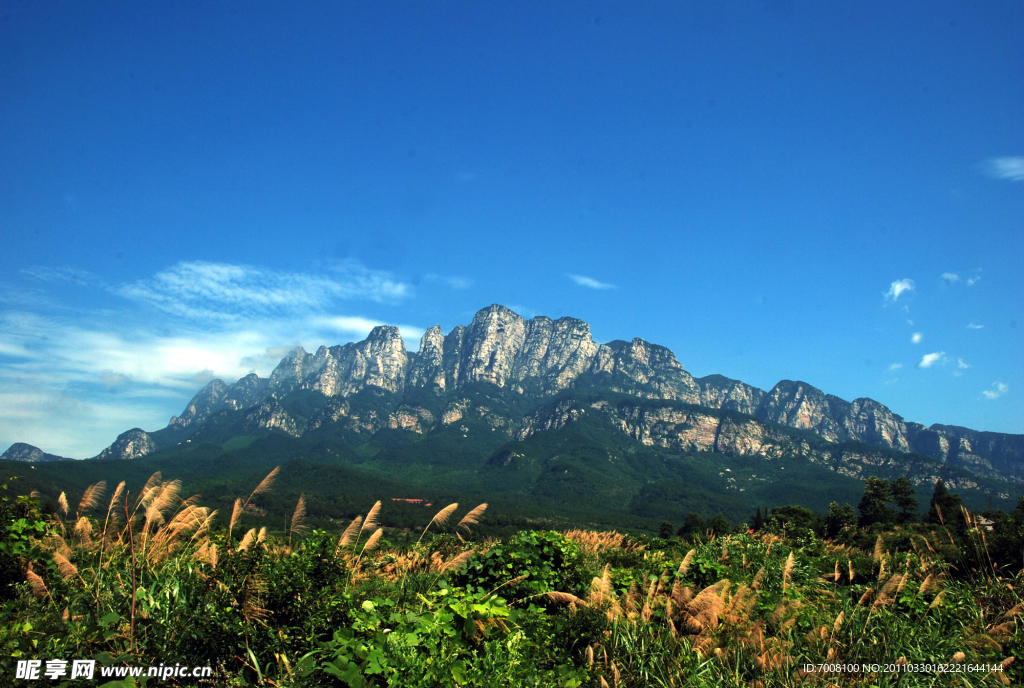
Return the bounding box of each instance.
[1,442,67,463]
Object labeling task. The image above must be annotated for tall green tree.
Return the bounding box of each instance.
[857,477,897,528]
[825,501,857,539]
[925,479,963,525]
[890,476,919,524]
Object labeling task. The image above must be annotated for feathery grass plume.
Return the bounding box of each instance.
[417,502,458,545]
[360,527,384,556]
[586,646,594,668]
[951,651,965,663]
[782,551,795,591]
[930,590,946,608]
[58,492,69,517]
[456,503,487,533]
[600,678,609,688]
[238,529,257,551]
[257,527,266,543]
[832,611,845,638]
[546,591,587,606]
[873,536,885,562]
[132,472,163,516]
[73,517,93,544]
[26,568,54,605]
[251,466,281,499]
[751,567,766,590]
[896,571,910,595]
[228,498,244,538]
[53,552,79,581]
[871,574,903,612]
[43,534,73,559]
[848,560,856,583]
[612,663,620,687]
[338,516,362,552]
[678,549,696,576]
[358,501,383,544]
[77,481,106,516]
[685,580,729,633]
[30,490,41,499]
[919,574,936,595]
[768,599,802,631]
[858,589,874,606]
[289,494,308,539]
[439,550,474,574]
[102,481,127,542]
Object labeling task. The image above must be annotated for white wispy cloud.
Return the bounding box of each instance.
[569,274,617,290]
[884,279,915,302]
[957,358,970,369]
[967,323,984,330]
[917,352,946,369]
[984,157,1024,182]
[887,363,903,371]
[983,382,1009,400]
[941,272,960,284]
[0,261,425,457]
[966,274,981,286]
[911,333,923,344]
[118,260,411,320]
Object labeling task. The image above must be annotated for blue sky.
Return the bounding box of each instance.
[1,1,1021,457]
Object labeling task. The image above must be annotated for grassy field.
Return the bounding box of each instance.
[1,470,1021,687]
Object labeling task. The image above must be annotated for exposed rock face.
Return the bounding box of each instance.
[269,347,314,395]
[243,398,302,438]
[92,429,157,461]
[1,443,67,462]
[303,326,409,397]
[407,326,446,391]
[169,379,228,429]
[696,375,765,415]
[591,339,701,401]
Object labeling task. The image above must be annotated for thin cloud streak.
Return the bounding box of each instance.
[985,157,1024,182]
[569,274,617,290]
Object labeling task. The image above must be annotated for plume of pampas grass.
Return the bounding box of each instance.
[358,501,382,544]
[417,503,458,544]
[73,517,93,544]
[77,481,106,516]
[873,536,885,562]
[288,494,308,548]
[257,527,266,543]
[930,591,946,608]
[832,611,844,637]
[546,591,587,606]
[338,516,362,552]
[439,550,473,574]
[53,552,79,581]
[849,560,856,583]
[586,645,593,667]
[290,495,308,535]
[58,492,69,517]
[238,529,257,551]
[251,466,281,498]
[133,472,163,515]
[678,549,696,576]
[228,498,243,538]
[358,527,383,558]
[26,568,53,605]
[782,551,795,591]
[457,503,487,533]
[751,567,766,590]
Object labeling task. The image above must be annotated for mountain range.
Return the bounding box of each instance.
[4,304,1022,526]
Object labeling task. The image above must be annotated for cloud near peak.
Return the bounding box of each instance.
[917,352,946,369]
[884,279,915,302]
[569,274,616,290]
